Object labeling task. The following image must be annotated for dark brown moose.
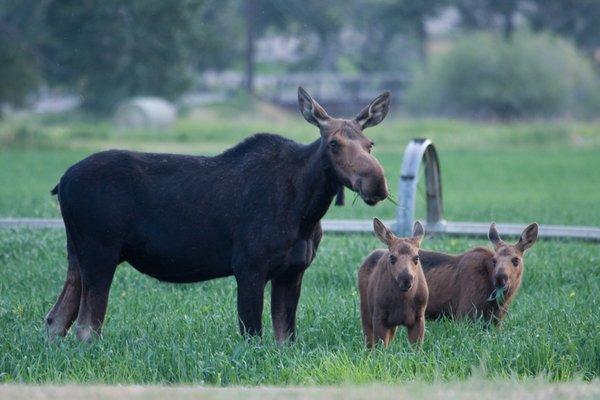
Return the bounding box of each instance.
[420,222,538,325]
[358,218,428,348]
[45,87,391,342]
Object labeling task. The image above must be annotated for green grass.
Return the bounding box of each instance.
[1,147,600,225]
[1,229,598,384]
[1,104,599,385]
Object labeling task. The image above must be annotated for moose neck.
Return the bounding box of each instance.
[295,138,340,237]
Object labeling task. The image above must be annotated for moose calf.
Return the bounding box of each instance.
[358,218,428,348]
[421,222,538,325]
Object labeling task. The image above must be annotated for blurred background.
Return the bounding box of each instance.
[1,0,599,226]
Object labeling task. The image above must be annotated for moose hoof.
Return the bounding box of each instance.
[75,325,98,342]
[45,316,67,340]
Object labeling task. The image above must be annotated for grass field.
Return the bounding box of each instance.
[0,104,599,386]
[1,105,600,225]
[1,230,599,384]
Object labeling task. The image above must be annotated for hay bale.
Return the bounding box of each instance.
[113,97,177,130]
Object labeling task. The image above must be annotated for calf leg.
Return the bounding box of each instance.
[45,238,81,339]
[407,314,425,345]
[373,318,392,347]
[235,271,266,338]
[362,317,375,349]
[271,271,304,344]
[74,246,118,341]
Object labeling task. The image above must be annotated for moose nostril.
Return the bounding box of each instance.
[496,276,508,288]
[398,278,413,291]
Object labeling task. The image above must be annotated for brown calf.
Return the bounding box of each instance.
[358,218,428,348]
[421,222,538,325]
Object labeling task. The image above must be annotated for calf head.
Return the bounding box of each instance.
[298,87,390,206]
[487,222,539,298]
[373,218,424,292]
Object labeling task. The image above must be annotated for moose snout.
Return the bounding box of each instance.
[355,175,388,206]
[495,273,509,289]
[396,275,414,292]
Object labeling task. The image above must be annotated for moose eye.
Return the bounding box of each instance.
[512,257,520,267]
[491,259,497,266]
[413,255,419,264]
[368,141,375,152]
[389,255,397,264]
[329,140,340,152]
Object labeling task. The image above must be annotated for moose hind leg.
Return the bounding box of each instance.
[45,238,82,339]
[271,271,304,344]
[74,245,118,341]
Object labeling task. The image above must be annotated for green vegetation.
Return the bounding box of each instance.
[1,107,599,384]
[406,32,600,119]
[1,108,600,225]
[1,229,598,383]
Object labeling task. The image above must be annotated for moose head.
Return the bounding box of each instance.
[298,87,390,206]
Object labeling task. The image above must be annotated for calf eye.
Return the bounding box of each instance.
[413,255,419,264]
[389,255,397,264]
[329,140,340,152]
[512,257,520,267]
[491,259,497,266]
[368,141,375,152]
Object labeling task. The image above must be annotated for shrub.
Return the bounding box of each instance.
[405,32,600,119]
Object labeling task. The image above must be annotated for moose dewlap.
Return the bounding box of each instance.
[358,218,428,348]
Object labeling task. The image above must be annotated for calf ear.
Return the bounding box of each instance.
[373,218,395,247]
[355,91,391,129]
[488,222,503,249]
[516,223,539,252]
[298,86,331,128]
[412,220,424,245]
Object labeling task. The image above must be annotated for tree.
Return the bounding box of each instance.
[245,0,258,94]
[257,0,347,70]
[42,0,219,112]
[0,37,39,111]
[454,0,520,40]
[0,0,45,110]
[525,0,600,56]
[353,0,446,68]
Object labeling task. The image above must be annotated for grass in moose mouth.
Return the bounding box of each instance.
[0,229,598,384]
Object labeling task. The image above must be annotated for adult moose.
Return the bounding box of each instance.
[45,87,391,342]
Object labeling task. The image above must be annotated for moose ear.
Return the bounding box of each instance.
[373,217,395,247]
[412,220,424,245]
[298,86,331,128]
[488,222,503,248]
[516,223,539,252]
[355,91,391,129]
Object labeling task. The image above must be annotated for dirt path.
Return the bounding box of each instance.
[1,381,599,400]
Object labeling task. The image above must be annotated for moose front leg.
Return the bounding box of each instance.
[407,313,425,345]
[271,271,304,344]
[235,271,266,338]
[373,317,391,347]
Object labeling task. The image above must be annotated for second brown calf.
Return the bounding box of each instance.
[358,218,428,348]
[421,222,538,325]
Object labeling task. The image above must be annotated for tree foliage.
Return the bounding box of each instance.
[0,0,45,109]
[43,0,208,112]
[406,32,600,119]
[525,0,600,54]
